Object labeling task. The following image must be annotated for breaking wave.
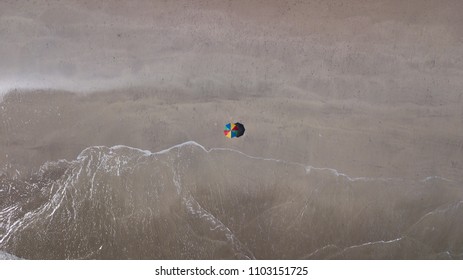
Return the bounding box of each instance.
[1,142,462,259]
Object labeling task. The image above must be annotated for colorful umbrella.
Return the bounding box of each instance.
[224,122,245,138]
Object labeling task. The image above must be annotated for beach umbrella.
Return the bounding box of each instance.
[224,122,245,138]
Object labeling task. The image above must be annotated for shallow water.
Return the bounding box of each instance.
[1,142,462,259]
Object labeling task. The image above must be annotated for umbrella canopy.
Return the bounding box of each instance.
[224,122,245,138]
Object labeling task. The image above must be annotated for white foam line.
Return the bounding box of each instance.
[83,141,459,184]
[206,147,450,183]
[332,236,404,258]
[348,237,404,248]
[182,194,255,260]
[302,244,339,259]
[111,145,157,156]
[406,200,463,232]
[114,141,431,183]
[107,142,378,182]
[421,176,456,183]
[0,205,18,216]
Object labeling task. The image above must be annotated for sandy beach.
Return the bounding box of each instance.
[1,0,462,259]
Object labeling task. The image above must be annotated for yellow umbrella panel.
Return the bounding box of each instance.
[223,122,245,138]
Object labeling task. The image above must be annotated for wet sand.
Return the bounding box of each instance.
[1,87,462,181]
